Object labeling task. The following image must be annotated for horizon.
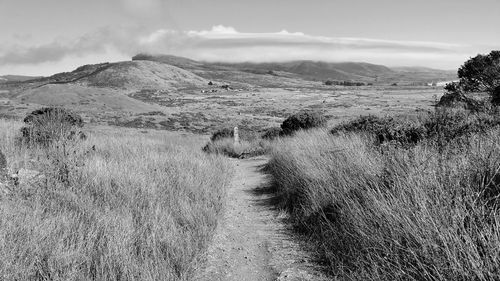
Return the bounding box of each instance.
[1,0,499,76]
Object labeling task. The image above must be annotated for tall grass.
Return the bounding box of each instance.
[0,119,233,280]
[267,128,500,280]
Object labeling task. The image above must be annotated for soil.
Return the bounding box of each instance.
[194,156,327,281]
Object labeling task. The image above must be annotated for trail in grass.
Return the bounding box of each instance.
[194,156,327,281]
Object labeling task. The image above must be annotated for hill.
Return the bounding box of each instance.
[12,60,208,91]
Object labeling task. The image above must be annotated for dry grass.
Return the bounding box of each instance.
[266,127,500,280]
[0,119,233,280]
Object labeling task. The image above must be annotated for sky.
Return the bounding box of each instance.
[0,0,499,76]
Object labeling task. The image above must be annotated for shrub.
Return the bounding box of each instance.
[332,109,500,148]
[281,111,327,135]
[438,82,488,111]
[20,107,85,146]
[492,85,500,106]
[261,127,282,140]
[210,128,234,142]
[331,115,427,146]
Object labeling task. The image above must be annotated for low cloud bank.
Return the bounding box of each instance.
[0,25,480,74]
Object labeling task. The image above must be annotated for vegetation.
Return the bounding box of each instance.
[266,113,500,279]
[261,127,283,140]
[441,50,500,107]
[203,110,327,158]
[324,80,366,86]
[333,109,500,148]
[203,127,270,158]
[281,110,327,136]
[20,107,86,146]
[210,128,234,142]
[0,118,233,280]
[457,50,500,93]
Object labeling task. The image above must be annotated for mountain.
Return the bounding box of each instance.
[132,54,456,84]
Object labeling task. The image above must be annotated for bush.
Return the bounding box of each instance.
[438,82,488,111]
[210,128,234,142]
[20,107,85,146]
[281,111,327,135]
[261,127,282,140]
[331,109,500,148]
[492,85,500,106]
[331,115,427,146]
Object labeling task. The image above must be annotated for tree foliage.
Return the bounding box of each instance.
[457,50,500,93]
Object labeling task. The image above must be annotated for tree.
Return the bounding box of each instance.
[457,50,500,93]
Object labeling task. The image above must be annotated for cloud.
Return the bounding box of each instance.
[136,25,472,68]
[0,25,480,74]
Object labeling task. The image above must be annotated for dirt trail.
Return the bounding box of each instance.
[194,156,327,281]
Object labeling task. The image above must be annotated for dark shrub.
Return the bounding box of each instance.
[24,107,83,127]
[261,127,282,140]
[331,115,427,146]
[492,85,500,106]
[210,128,233,142]
[332,109,500,148]
[281,111,327,135]
[438,83,488,111]
[20,107,86,145]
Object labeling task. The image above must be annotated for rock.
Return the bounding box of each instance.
[12,168,46,187]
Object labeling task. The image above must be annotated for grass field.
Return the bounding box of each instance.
[0,119,233,280]
[266,116,500,280]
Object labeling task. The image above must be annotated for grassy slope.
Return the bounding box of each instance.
[0,120,233,280]
[266,127,500,280]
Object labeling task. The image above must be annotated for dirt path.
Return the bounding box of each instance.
[194,156,327,281]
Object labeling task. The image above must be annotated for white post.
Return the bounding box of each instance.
[234,126,240,145]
